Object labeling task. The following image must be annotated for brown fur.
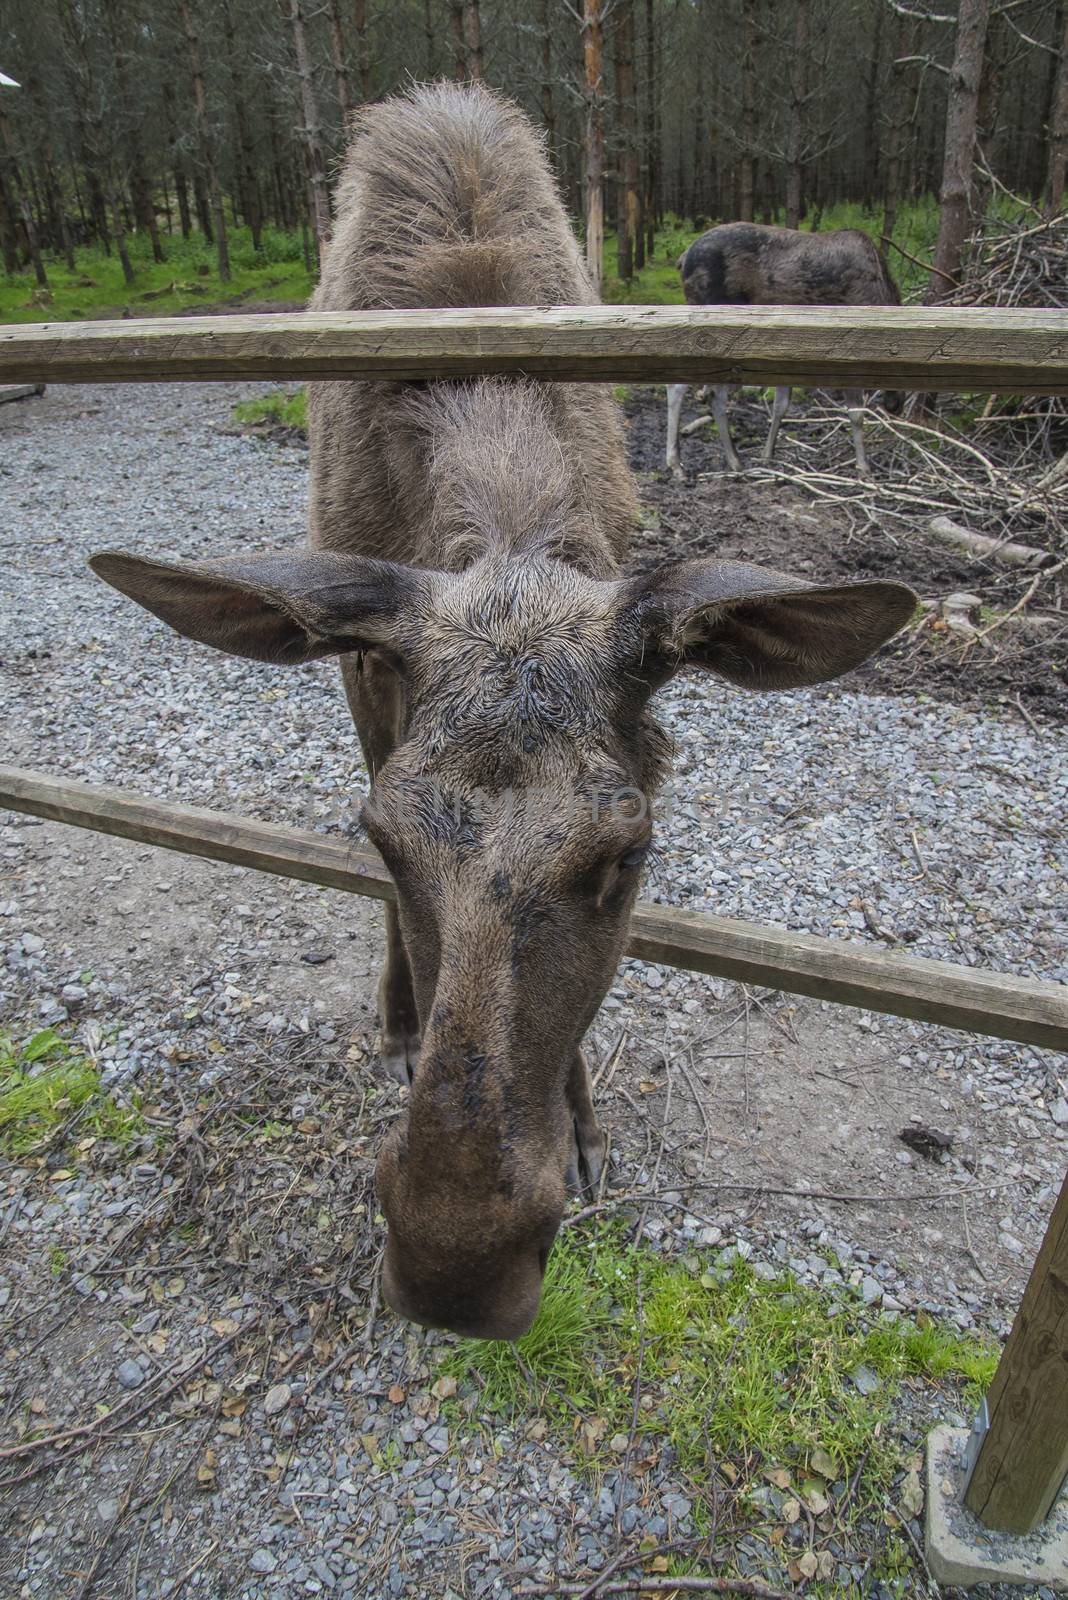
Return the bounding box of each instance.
[678,221,900,308]
[307,83,638,574]
[89,84,917,1341]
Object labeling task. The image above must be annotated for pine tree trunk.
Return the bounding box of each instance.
[0,166,21,275]
[881,11,912,245]
[108,185,136,285]
[450,2,466,77]
[0,108,49,288]
[286,0,333,259]
[424,0,437,76]
[583,0,605,289]
[327,0,352,123]
[614,0,638,280]
[861,1,883,207]
[926,0,991,302]
[1044,4,1068,215]
[162,81,193,240]
[643,0,657,255]
[354,0,373,100]
[464,1,484,79]
[103,0,164,263]
[180,0,230,279]
[783,0,809,227]
[538,0,557,172]
[222,0,263,247]
[738,0,757,222]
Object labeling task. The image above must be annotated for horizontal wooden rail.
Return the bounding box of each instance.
[2,306,1068,391]
[2,765,1065,1052]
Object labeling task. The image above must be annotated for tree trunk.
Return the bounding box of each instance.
[424,0,437,76]
[538,0,557,173]
[881,11,912,244]
[861,0,883,206]
[354,0,373,101]
[643,0,656,256]
[103,0,164,263]
[0,108,49,288]
[784,0,809,228]
[688,29,705,227]
[180,0,230,280]
[583,0,605,289]
[0,169,19,274]
[1044,4,1068,215]
[286,0,333,258]
[464,1,484,80]
[222,0,263,247]
[738,0,757,222]
[926,0,991,302]
[162,80,193,240]
[107,185,136,285]
[614,0,639,280]
[450,2,466,77]
[327,0,352,123]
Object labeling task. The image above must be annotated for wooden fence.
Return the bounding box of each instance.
[2,305,1067,1539]
[2,305,1068,391]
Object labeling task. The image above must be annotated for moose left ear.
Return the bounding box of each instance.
[89,549,430,666]
[626,558,917,690]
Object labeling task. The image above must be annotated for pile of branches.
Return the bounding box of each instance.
[948,209,1068,311]
[740,210,1068,575]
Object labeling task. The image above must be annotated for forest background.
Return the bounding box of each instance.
[0,0,1065,321]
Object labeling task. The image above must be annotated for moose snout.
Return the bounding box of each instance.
[381,1238,547,1341]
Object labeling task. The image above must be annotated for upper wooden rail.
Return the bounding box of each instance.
[2,306,1067,391]
[2,765,1065,1052]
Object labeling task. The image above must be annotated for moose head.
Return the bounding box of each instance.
[92,546,914,1339]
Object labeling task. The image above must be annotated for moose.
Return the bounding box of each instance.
[665,221,902,478]
[91,85,915,1341]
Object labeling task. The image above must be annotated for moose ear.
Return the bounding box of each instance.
[89,549,429,666]
[628,558,916,690]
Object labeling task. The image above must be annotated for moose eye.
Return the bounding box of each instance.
[619,846,649,871]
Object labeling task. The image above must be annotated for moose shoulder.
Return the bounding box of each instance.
[90,85,916,1342]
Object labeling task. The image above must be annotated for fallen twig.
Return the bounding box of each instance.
[518,1577,790,1598]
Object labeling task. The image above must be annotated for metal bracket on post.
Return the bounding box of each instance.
[960,1397,990,1494]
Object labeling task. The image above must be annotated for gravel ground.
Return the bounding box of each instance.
[1,381,1066,1599]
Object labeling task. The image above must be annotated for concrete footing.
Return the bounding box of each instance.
[925,1425,1068,1591]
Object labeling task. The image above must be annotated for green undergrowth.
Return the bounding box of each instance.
[232,387,309,434]
[0,1027,144,1154]
[0,224,315,323]
[439,1223,997,1590]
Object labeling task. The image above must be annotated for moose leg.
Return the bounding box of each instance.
[565,1049,606,1195]
[665,383,688,476]
[762,385,792,462]
[712,384,743,473]
[845,389,871,478]
[340,653,421,1086]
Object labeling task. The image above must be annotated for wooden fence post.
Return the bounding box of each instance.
[964,1163,1068,1534]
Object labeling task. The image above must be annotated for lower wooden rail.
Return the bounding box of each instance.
[2,765,1065,1052]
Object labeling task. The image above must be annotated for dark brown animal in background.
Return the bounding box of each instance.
[666,221,902,477]
[90,84,916,1341]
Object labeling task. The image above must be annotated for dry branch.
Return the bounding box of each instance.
[927,515,1055,567]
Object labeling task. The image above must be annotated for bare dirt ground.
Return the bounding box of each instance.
[1,381,1065,1598]
[625,384,1068,725]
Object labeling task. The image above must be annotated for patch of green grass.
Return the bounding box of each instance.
[48,1244,67,1276]
[602,216,693,305]
[0,224,315,323]
[232,387,308,434]
[0,1028,144,1154]
[440,1223,997,1581]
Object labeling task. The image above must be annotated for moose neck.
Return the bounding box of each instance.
[409,378,622,578]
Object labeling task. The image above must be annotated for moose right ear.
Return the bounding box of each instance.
[89,549,430,666]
